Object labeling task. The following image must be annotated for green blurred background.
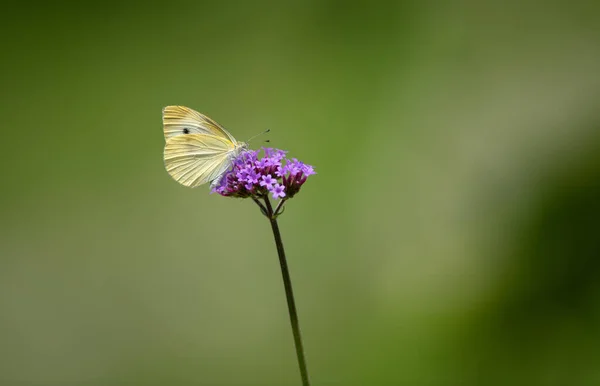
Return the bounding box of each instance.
[1,1,600,385]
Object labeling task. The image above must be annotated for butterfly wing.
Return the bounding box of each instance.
[162,105,238,144]
[164,133,236,188]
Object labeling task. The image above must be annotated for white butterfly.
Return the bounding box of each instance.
[162,106,247,188]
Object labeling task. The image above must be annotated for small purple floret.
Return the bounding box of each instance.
[260,174,276,187]
[270,183,286,199]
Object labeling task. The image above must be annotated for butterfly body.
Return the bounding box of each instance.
[162,106,247,188]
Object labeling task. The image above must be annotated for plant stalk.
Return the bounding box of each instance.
[262,197,310,386]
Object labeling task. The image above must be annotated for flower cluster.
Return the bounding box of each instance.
[212,148,316,200]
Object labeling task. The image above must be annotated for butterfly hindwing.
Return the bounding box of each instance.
[164,133,236,188]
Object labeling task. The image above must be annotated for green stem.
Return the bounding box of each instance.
[262,197,310,386]
[273,198,287,217]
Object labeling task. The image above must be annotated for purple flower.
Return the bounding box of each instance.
[275,165,286,178]
[286,159,302,175]
[271,149,287,161]
[302,164,316,176]
[269,183,286,199]
[260,174,276,187]
[236,170,247,181]
[247,170,260,184]
[257,157,273,169]
[212,147,315,204]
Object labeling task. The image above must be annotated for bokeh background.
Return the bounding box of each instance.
[1,1,600,385]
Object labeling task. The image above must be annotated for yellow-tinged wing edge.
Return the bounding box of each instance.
[162,105,238,144]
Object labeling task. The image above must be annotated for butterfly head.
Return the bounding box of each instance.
[236,142,249,152]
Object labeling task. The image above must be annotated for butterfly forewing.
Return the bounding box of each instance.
[164,134,236,188]
[162,105,238,144]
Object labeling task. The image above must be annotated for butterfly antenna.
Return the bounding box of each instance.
[247,129,271,143]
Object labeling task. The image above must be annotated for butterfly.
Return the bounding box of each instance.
[162,106,248,188]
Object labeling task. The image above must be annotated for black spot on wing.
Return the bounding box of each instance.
[183,128,190,134]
